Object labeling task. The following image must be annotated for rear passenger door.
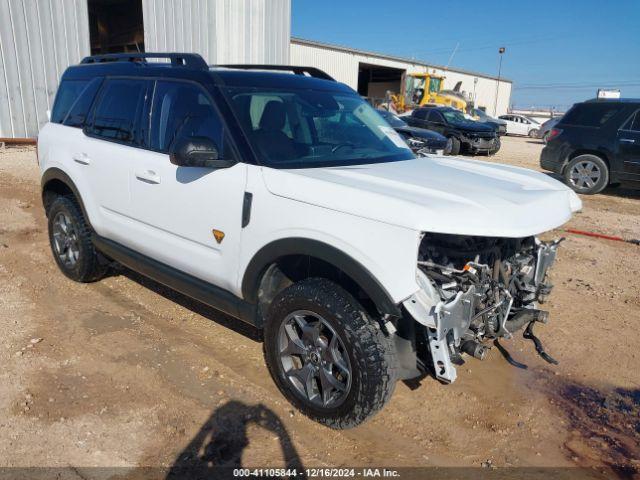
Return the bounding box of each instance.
[81,78,151,241]
[617,110,640,183]
[127,79,247,292]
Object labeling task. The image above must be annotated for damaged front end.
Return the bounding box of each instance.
[402,232,563,383]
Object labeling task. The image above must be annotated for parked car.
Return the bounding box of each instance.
[540,98,640,194]
[536,116,562,143]
[406,106,500,155]
[498,114,541,137]
[377,109,449,154]
[468,107,507,136]
[39,53,581,429]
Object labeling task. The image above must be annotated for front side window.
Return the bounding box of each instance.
[88,79,147,143]
[149,80,232,157]
[224,87,413,168]
[441,110,466,123]
[51,80,89,124]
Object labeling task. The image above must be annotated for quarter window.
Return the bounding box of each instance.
[51,80,89,124]
[88,79,147,143]
[149,81,232,157]
[62,78,103,128]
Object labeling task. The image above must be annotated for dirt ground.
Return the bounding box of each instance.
[0,136,638,479]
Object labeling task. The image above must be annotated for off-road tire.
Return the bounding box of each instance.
[447,136,461,156]
[264,278,397,429]
[47,196,108,282]
[563,154,609,195]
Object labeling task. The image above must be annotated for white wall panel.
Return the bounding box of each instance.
[142,0,290,65]
[0,0,90,138]
[0,0,290,137]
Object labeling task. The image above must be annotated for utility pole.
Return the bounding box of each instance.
[494,47,505,116]
[473,77,478,108]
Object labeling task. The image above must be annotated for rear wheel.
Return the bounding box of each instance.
[47,196,108,282]
[264,278,397,429]
[564,154,609,195]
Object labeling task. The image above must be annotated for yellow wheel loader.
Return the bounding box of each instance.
[390,73,467,113]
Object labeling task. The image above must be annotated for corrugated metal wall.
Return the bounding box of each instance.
[142,0,290,65]
[291,40,513,116]
[0,0,90,138]
[0,0,291,138]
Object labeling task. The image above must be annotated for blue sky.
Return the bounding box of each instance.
[292,0,640,111]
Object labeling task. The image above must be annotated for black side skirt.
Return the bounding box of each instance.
[92,235,260,327]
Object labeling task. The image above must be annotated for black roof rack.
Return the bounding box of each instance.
[80,53,209,71]
[217,64,335,81]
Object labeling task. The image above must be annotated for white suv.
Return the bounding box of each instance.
[38,53,582,429]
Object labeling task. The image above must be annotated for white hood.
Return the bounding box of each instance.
[262,157,582,238]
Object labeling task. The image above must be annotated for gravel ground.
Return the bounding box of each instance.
[0,137,638,479]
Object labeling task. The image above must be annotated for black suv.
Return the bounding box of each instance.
[540,99,640,194]
[405,106,499,155]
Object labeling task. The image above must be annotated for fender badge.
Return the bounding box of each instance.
[212,229,225,244]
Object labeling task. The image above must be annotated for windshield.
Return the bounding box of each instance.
[223,87,414,168]
[378,110,408,128]
[473,109,489,119]
[442,109,468,123]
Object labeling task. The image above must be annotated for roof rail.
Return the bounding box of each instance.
[80,53,208,71]
[217,64,335,81]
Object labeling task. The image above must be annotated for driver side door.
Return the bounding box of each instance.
[128,79,247,292]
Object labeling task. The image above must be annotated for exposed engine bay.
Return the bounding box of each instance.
[402,232,563,382]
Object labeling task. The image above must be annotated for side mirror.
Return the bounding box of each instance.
[169,136,236,169]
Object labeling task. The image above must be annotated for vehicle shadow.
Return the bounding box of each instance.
[166,400,306,480]
[117,267,262,342]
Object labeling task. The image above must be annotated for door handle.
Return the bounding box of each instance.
[135,170,161,184]
[72,153,91,165]
[620,138,635,143]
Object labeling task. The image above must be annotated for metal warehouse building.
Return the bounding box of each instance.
[1,0,511,139]
[291,38,512,117]
[0,0,290,138]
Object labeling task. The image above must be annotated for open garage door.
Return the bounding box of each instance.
[357,63,405,105]
[88,0,145,54]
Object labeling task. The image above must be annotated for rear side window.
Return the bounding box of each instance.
[413,109,428,119]
[562,103,623,127]
[148,80,233,157]
[62,78,103,128]
[51,80,88,124]
[87,79,148,143]
[428,110,444,122]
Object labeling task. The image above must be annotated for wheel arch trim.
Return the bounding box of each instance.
[41,168,91,223]
[241,238,401,318]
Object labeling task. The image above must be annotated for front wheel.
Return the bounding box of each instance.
[264,278,397,429]
[564,154,609,195]
[529,128,539,138]
[446,136,461,155]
